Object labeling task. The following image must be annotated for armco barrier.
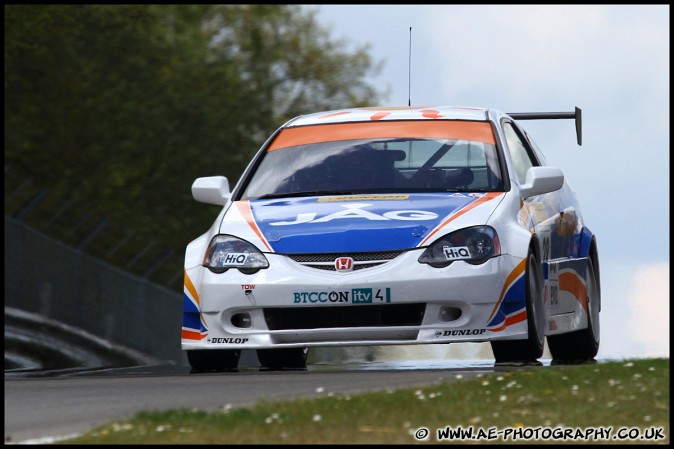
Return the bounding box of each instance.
[4,216,186,365]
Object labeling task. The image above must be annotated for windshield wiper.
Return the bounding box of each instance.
[255,190,355,200]
[397,187,499,193]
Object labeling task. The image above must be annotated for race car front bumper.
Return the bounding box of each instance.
[182,250,528,350]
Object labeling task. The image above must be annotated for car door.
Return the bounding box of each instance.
[503,120,580,317]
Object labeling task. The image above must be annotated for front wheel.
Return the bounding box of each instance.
[491,250,545,363]
[547,258,600,362]
[257,347,308,370]
[187,349,240,372]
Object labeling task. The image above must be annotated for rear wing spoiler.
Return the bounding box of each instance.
[507,106,582,146]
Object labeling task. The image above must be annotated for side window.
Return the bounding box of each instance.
[503,122,539,184]
[525,131,549,165]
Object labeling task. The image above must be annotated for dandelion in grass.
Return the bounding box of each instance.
[112,423,133,432]
[414,389,427,400]
[499,394,507,402]
[265,413,280,424]
[516,394,534,404]
[571,385,579,395]
[455,374,463,379]
[624,362,634,367]
[316,386,325,393]
[313,414,322,422]
[644,416,652,422]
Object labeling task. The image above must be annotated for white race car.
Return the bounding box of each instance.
[182,106,600,370]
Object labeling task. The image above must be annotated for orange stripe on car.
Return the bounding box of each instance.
[421,109,442,119]
[318,111,351,120]
[505,310,527,326]
[419,192,503,246]
[184,270,199,306]
[488,322,507,332]
[267,120,496,151]
[487,310,526,333]
[370,111,391,120]
[181,329,205,340]
[235,201,273,252]
[488,257,527,323]
[560,271,588,312]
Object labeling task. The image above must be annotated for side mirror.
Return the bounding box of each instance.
[191,176,231,205]
[519,167,564,199]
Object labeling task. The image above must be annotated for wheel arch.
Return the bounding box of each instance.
[580,226,600,311]
[588,234,601,312]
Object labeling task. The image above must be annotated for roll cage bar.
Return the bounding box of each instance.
[507,106,582,146]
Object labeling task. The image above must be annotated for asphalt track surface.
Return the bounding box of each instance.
[4,356,554,444]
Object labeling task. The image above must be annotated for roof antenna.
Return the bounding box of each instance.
[408,26,412,107]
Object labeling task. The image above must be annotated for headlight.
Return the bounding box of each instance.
[418,226,501,268]
[203,235,269,274]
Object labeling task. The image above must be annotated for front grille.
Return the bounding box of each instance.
[264,303,426,330]
[286,250,404,271]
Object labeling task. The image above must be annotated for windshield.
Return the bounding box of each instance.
[241,120,504,200]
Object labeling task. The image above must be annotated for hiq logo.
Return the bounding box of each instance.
[442,246,471,261]
[221,253,247,265]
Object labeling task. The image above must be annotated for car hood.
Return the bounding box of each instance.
[231,192,504,253]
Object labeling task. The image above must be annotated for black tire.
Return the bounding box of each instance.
[257,347,308,370]
[491,250,545,363]
[187,349,240,372]
[547,258,600,362]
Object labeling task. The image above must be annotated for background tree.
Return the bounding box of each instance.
[5,5,384,288]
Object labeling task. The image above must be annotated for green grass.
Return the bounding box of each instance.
[61,358,669,444]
